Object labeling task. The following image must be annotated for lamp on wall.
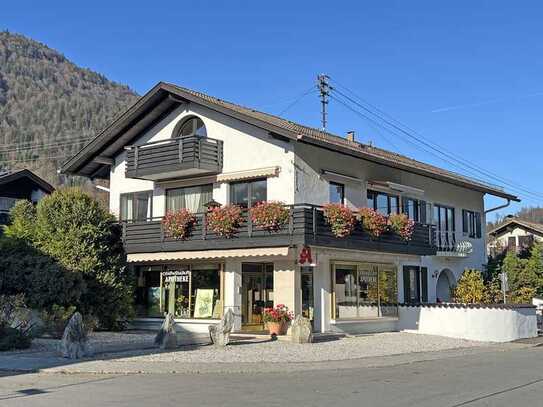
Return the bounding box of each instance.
[431,270,440,279]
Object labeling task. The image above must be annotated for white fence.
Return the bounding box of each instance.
[398,304,537,342]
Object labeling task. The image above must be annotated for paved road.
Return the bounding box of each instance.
[1,346,542,406]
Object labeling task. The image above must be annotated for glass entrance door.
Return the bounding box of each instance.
[241,263,273,331]
[301,267,314,322]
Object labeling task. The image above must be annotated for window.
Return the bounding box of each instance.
[329,182,345,204]
[462,209,481,238]
[176,116,207,138]
[230,179,267,208]
[120,191,152,221]
[332,262,398,319]
[519,235,534,251]
[136,264,222,319]
[367,190,400,215]
[402,198,420,222]
[402,266,428,304]
[166,184,213,213]
[433,204,455,231]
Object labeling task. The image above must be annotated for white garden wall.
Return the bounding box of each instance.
[398,304,537,342]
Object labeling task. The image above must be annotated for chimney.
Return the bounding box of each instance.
[346,131,355,142]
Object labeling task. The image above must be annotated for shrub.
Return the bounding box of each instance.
[0,237,86,310]
[323,203,356,238]
[358,207,388,238]
[5,188,133,330]
[206,205,243,238]
[40,305,77,339]
[388,213,415,241]
[453,269,486,303]
[0,294,33,351]
[5,200,36,240]
[162,209,197,240]
[250,201,289,232]
[510,287,536,304]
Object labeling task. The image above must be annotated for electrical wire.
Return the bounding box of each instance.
[278,87,318,116]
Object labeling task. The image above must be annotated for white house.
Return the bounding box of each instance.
[62,82,519,335]
[487,215,543,256]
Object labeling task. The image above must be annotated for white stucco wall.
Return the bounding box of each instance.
[493,226,543,248]
[109,102,296,219]
[398,305,537,342]
[294,142,488,302]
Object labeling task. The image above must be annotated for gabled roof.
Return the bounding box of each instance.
[0,169,55,193]
[62,82,519,201]
[488,217,543,237]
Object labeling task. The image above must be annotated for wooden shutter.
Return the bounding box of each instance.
[403,266,411,304]
[462,210,468,234]
[475,212,482,238]
[421,267,428,303]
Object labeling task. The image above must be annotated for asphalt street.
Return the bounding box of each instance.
[1,346,542,406]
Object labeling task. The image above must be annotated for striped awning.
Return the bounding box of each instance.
[216,166,280,182]
[127,247,291,263]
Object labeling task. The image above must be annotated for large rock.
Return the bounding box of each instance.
[155,313,177,350]
[60,312,92,359]
[209,308,234,347]
[290,315,313,344]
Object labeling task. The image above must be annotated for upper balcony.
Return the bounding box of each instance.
[125,136,223,181]
[122,204,437,257]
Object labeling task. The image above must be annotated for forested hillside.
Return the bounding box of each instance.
[0,31,139,186]
[487,207,543,230]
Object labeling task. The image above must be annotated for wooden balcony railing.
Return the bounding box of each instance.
[125,135,223,180]
[122,204,437,256]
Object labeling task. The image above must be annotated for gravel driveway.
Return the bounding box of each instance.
[113,332,489,364]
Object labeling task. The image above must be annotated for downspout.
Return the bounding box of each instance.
[484,198,511,215]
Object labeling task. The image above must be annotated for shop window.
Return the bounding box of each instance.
[134,265,222,319]
[332,262,398,320]
[230,179,267,208]
[120,191,152,221]
[166,184,213,213]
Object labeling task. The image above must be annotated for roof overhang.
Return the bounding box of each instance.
[0,169,55,193]
[61,82,519,202]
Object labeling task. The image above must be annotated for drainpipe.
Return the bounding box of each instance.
[484,198,511,215]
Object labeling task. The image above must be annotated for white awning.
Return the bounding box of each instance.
[216,166,280,182]
[127,246,291,263]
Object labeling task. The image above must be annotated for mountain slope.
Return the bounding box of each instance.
[0,31,139,185]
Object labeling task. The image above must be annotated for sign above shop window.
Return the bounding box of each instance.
[163,269,190,283]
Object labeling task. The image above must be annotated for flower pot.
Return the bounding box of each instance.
[265,321,286,336]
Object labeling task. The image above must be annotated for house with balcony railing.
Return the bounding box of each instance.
[62,82,518,335]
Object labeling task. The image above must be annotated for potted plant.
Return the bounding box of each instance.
[388,213,415,241]
[358,207,388,238]
[162,209,197,240]
[249,201,290,232]
[323,203,356,238]
[262,304,293,336]
[206,204,243,238]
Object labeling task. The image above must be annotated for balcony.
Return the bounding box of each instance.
[122,205,437,256]
[435,231,473,257]
[125,136,223,181]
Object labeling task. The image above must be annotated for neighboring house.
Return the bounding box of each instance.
[0,169,54,224]
[62,82,518,335]
[487,215,543,256]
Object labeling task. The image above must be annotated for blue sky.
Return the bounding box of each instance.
[2,1,543,219]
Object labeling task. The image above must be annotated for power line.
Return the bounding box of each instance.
[0,138,91,155]
[329,84,543,202]
[278,87,317,116]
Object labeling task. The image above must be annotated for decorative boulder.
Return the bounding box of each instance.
[60,312,92,359]
[290,315,313,344]
[209,308,234,347]
[155,313,177,350]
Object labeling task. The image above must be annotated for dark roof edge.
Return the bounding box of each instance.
[0,169,55,193]
[61,82,519,201]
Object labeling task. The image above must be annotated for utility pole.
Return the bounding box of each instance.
[317,74,330,131]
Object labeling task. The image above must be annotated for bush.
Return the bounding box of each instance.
[323,203,356,238]
[206,205,243,238]
[0,237,86,310]
[40,305,77,339]
[4,200,36,240]
[453,269,486,303]
[162,209,197,240]
[5,188,133,330]
[358,207,388,238]
[250,201,289,232]
[0,294,33,351]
